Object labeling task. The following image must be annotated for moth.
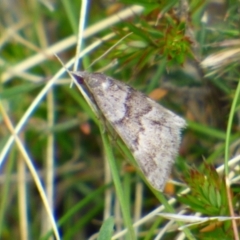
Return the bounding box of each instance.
[71,71,186,191]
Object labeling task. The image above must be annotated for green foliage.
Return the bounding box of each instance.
[178,163,236,238]
[110,9,192,74]
[0,0,240,239]
[97,217,114,240]
[179,163,229,216]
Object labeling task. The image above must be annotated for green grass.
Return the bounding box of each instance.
[0,0,240,239]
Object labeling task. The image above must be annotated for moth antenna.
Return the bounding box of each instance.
[54,54,69,72]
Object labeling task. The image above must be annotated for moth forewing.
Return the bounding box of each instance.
[71,71,186,191]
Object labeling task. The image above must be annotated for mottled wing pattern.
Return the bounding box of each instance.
[72,72,186,191]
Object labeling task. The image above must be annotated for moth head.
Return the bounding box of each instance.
[72,72,110,90]
[70,71,89,84]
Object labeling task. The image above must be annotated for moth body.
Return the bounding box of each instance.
[72,71,186,191]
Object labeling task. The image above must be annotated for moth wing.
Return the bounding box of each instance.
[78,73,186,191]
[132,98,186,190]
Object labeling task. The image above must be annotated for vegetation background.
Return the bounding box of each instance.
[0,0,239,239]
